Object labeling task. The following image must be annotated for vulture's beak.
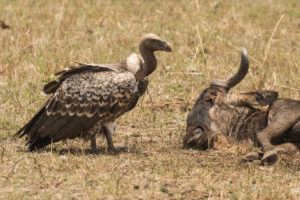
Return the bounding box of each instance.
[161,40,172,52]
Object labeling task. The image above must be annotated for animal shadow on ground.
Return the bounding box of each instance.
[16,146,139,156]
[59,147,130,155]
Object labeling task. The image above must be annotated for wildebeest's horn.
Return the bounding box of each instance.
[210,48,249,90]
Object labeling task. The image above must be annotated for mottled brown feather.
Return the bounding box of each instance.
[43,64,115,94]
[16,65,148,151]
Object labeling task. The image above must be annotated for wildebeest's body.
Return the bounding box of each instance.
[208,91,268,145]
[185,48,300,163]
[186,87,269,148]
[186,89,300,146]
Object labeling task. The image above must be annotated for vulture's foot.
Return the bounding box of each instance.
[89,148,100,154]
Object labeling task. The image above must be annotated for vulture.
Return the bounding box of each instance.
[15,33,172,153]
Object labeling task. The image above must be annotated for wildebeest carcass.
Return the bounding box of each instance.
[184,48,300,163]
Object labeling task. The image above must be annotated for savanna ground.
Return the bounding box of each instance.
[0,0,300,199]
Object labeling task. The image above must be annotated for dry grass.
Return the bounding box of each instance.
[0,0,300,199]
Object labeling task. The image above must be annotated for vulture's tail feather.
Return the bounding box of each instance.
[15,100,54,151]
[28,137,52,152]
[15,100,50,138]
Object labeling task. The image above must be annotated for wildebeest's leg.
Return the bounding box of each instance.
[286,121,300,142]
[273,142,298,153]
[222,91,278,107]
[258,99,300,163]
[258,99,300,152]
[257,122,294,152]
[103,122,118,153]
[260,142,299,164]
[257,120,298,163]
[242,141,299,163]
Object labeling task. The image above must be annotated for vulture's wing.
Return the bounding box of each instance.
[43,63,115,94]
[16,70,137,151]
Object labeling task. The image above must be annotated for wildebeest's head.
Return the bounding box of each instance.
[184,48,249,149]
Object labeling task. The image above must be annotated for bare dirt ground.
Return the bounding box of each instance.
[0,0,300,199]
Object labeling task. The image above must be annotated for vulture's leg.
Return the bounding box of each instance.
[90,135,97,152]
[90,125,104,152]
[103,122,118,153]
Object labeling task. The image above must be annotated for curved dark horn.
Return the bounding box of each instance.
[210,48,249,90]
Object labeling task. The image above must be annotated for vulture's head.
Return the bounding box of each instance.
[139,33,172,53]
[131,33,172,80]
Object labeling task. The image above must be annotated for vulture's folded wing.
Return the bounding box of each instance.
[16,70,137,151]
[43,63,115,94]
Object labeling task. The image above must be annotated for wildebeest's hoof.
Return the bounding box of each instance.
[261,150,278,164]
[253,160,262,165]
[241,152,260,162]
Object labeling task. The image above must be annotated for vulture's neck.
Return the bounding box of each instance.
[126,43,157,80]
[127,44,156,80]
[139,46,157,77]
